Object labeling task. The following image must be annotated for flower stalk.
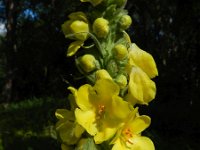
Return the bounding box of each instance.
[55,0,158,149]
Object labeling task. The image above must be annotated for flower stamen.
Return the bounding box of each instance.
[96,104,105,119]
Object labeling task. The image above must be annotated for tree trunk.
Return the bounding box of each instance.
[2,0,17,102]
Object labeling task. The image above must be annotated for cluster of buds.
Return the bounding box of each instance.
[55,0,158,149]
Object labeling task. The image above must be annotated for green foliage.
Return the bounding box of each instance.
[0,97,67,149]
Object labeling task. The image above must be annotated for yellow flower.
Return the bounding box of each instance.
[80,0,103,6]
[111,108,155,150]
[126,67,156,105]
[62,12,89,41]
[128,43,158,78]
[55,109,85,145]
[68,79,132,144]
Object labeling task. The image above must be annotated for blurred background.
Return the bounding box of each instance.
[0,0,199,149]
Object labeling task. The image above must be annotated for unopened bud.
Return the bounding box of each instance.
[119,15,132,30]
[79,54,96,73]
[93,18,109,38]
[113,44,128,60]
[70,20,89,41]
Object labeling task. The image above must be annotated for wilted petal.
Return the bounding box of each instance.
[128,67,156,105]
[129,43,158,78]
[67,41,84,56]
[56,120,84,145]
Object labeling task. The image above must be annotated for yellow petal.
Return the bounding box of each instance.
[110,95,131,120]
[129,116,151,135]
[93,79,120,103]
[55,109,74,121]
[68,11,88,22]
[68,85,92,111]
[111,139,126,150]
[128,67,156,105]
[94,122,118,144]
[129,43,158,78]
[75,108,97,136]
[70,20,89,41]
[67,41,84,57]
[129,136,155,150]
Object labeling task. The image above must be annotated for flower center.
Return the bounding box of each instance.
[122,128,134,145]
[96,104,105,119]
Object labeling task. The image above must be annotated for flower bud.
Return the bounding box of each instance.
[95,69,112,80]
[119,15,132,30]
[115,74,127,89]
[62,12,89,41]
[70,20,89,41]
[79,54,96,73]
[93,18,109,38]
[113,44,128,60]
